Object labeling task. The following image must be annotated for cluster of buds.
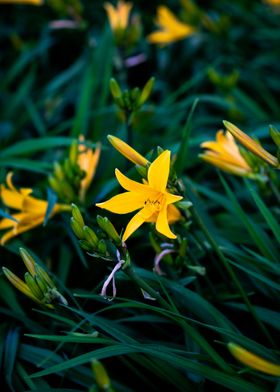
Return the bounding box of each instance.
[49,137,100,203]
[71,204,129,264]
[109,77,154,117]
[2,248,67,308]
[207,68,239,93]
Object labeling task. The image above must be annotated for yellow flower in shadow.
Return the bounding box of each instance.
[264,0,280,7]
[0,173,70,245]
[147,6,195,45]
[104,0,132,32]
[96,150,183,241]
[0,0,43,4]
[78,136,101,202]
[223,121,279,168]
[200,130,253,177]
[107,134,149,167]
[228,342,280,376]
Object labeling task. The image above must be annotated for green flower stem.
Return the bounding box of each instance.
[269,178,280,204]
[124,265,234,373]
[189,203,276,348]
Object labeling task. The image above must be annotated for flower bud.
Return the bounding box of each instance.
[96,216,122,245]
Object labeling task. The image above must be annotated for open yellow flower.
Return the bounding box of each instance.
[96,150,183,241]
[78,136,101,201]
[200,130,253,177]
[228,342,280,376]
[0,0,43,4]
[107,134,149,167]
[147,6,195,45]
[0,173,70,245]
[223,121,279,168]
[104,0,132,32]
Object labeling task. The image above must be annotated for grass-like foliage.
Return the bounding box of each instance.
[0,1,280,391]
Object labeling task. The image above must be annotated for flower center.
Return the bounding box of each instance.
[144,193,165,213]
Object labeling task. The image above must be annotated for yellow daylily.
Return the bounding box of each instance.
[78,136,101,201]
[96,150,183,241]
[200,130,253,177]
[223,121,279,168]
[107,134,149,167]
[0,0,43,4]
[228,342,280,376]
[0,173,70,245]
[147,6,195,45]
[104,0,132,31]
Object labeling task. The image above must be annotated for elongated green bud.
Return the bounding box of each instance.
[35,275,48,294]
[71,217,85,239]
[269,125,280,148]
[83,226,99,247]
[110,78,122,99]
[79,240,93,252]
[96,216,122,245]
[71,204,85,227]
[24,272,44,300]
[97,240,107,255]
[91,359,111,390]
[35,264,55,289]
[138,77,155,106]
[19,248,36,277]
[53,162,64,180]
[69,140,78,166]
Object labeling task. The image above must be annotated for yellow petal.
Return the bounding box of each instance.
[104,2,119,30]
[118,0,132,29]
[79,140,101,199]
[167,204,182,223]
[115,169,151,193]
[165,192,183,205]
[228,342,280,376]
[22,196,48,213]
[148,150,170,192]
[1,216,44,245]
[107,135,149,167]
[156,204,176,239]
[1,186,24,210]
[96,192,145,214]
[122,209,146,242]
[200,153,251,176]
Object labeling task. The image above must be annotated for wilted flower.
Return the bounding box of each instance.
[2,248,67,307]
[228,342,280,376]
[78,136,101,201]
[200,130,253,177]
[147,6,195,45]
[96,150,182,241]
[0,173,70,245]
[223,121,279,168]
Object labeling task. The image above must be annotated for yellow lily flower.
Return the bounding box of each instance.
[200,130,253,177]
[0,173,70,245]
[228,342,280,376]
[96,150,183,241]
[107,134,149,167]
[0,0,43,4]
[223,121,279,168]
[104,0,132,32]
[78,136,101,201]
[147,6,195,45]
